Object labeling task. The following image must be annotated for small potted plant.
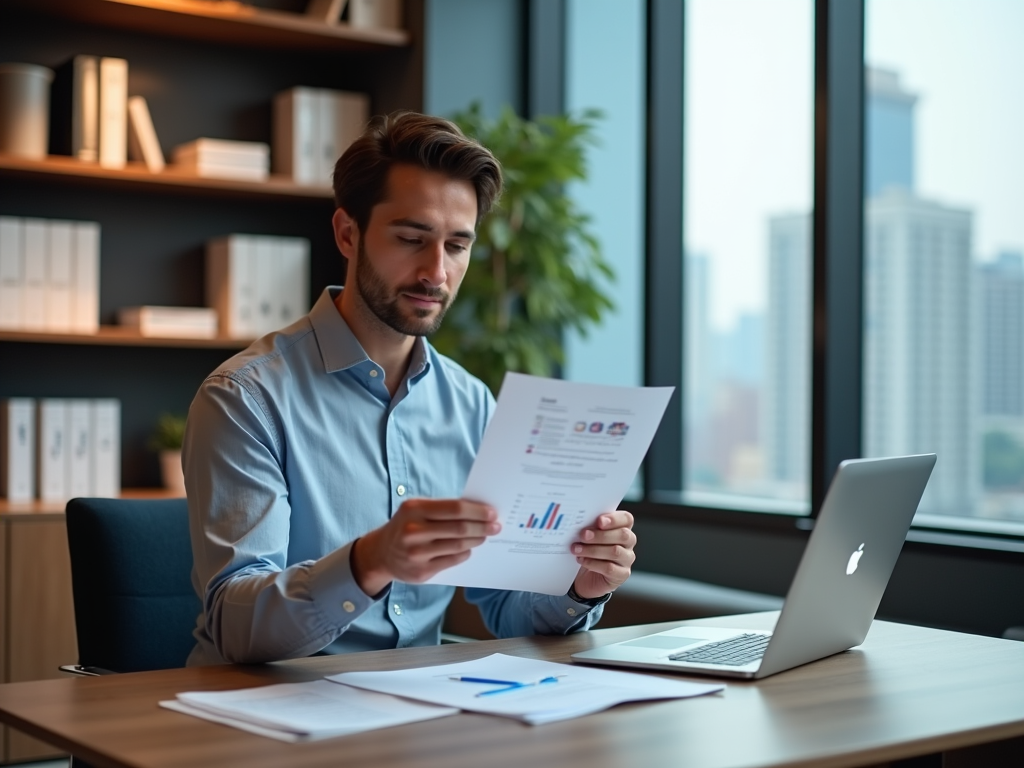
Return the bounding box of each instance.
[149,413,187,496]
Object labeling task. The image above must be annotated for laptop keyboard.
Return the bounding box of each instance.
[668,633,771,666]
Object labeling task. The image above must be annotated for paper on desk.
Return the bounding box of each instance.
[426,373,673,594]
[159,680,458,742]
[328,653,722,725]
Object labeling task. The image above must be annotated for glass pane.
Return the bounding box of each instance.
[682,0,814,513]
[865,0,1024,533]
[563,0,646,390]
[564,0,646,498]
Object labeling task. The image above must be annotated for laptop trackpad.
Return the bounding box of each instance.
[621,636,705,650]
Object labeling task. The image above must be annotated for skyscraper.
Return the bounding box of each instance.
[764,212,810,498]
[979,251,1024,418]
[865,68,917,198]
[863,190,975,515]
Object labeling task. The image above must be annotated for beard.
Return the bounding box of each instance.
[353,238,455,337]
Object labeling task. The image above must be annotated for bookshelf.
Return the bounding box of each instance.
[0,2,423,761]
[0,154,334,200]
[13,0,411,51]
[0,327,255,349]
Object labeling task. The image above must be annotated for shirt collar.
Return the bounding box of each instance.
[310,286,432,380]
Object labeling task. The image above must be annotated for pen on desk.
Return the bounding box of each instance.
[474,676,563,697]
[448,676,522,686]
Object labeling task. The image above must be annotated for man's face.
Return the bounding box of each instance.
[339,164,478,337]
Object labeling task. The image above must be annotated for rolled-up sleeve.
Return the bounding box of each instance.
[184,374,377,664]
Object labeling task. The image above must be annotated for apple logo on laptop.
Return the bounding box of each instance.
[846,543,865,575]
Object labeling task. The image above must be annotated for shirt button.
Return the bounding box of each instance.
[342,601,355,613]
[369,369,379,378]
[393,604,402,616]
[396,484,406,496]
[566,607,578,617]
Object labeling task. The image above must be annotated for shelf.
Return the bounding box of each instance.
[11,0,410,51]
[0,327,255,349]
[0,488,183,518]
[0,155,336,202]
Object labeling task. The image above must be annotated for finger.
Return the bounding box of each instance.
[595,509,634,531]
[399,518,501,545]
[407,535,489,560]
[571,542,636,567]
[578,526,636,546]
[402,498,498,523]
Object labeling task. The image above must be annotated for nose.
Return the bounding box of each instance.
[418,241,447,289]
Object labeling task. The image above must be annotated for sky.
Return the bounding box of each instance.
[686,0,1024,332]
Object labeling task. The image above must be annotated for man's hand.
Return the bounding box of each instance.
[570,510,636,600]
[351,499,500,596]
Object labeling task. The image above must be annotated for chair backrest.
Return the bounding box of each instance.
[65,497,200,673]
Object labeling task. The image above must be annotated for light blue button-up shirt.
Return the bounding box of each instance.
[183,287,604,665]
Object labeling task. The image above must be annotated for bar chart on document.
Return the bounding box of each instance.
[509,496,587,534]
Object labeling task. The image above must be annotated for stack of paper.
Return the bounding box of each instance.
[165,653,722,741]
[161,681,457,742]
[173,138,270,181]
[330,653,723,725]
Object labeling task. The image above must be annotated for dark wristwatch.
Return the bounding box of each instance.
[566,582,611,607]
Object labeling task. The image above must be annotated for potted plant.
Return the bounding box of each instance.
[431,104,615,393]
[149,413,187,496]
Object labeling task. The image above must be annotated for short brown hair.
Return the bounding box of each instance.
[332,111,503,232]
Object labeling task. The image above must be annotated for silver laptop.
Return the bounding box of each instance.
[572,454,936,679]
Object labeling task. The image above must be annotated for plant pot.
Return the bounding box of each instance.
[159,449,186,497]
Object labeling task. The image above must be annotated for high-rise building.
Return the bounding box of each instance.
[862,68,976,516]
[764,212,810,497]
[979,251,1024,417]
[864,190,975,515]
[866,68,917,198]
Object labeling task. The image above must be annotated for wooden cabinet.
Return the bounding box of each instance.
[0,511,77,763]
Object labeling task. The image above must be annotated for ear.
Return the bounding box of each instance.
[332,207,359,260]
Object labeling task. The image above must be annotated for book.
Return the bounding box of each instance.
[67,399,92,497]
[305,0,348,23]
[98,57,128,169]
[0,217,22,330]
[50,55,99,162]
[348,0,402,29]
[276,237,310,327]
[252,236,277,335]
[21,219,48,331]
[273,87,320,185]
[73,221,101,333]
[173,138,269,181]
[206,235,258,339]
[0,399,35,502]
[46,220,75,332]
[91,399,120,497]
[37,399,68,502]
[127,95,165,172]
[118,306,218,338]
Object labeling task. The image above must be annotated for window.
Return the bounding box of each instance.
[864,0,1024,535]
[682,0,814,514]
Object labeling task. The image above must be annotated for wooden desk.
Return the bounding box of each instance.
[0,613,1022,768]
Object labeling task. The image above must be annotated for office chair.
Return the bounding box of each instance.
[64,496,201,674]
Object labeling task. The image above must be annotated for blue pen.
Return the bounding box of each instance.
[474,676,562,697]
[448,676,521,686]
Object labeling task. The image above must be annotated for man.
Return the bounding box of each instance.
[183,112,637,665]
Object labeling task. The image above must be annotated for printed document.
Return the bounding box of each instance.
[328,652,722,725]
[426,373,673,593]
[160,680,457,742]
